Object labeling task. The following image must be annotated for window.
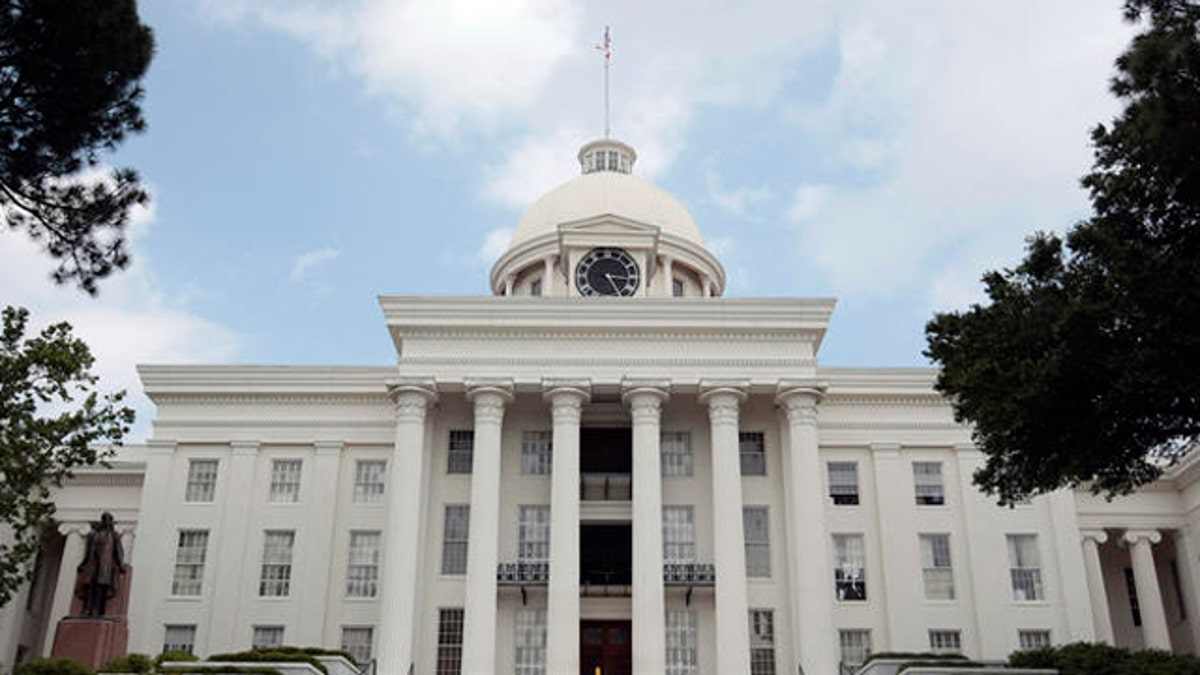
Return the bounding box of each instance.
[341,626,373,664]
[663,506,696,564]
[839,630,872,667]
[913,462,945,505]
[929,630,962,654]
[436,608,464,675]
[442,505,470,575]
[665,610,697,675]
[828,462,859,505]
[661,431,693,477]
[744,507,771,578]
[521,430,552,475]
[163,625,196,655]
[259,530,295,597]
[185,459,218,502]
[740,432,766,476]
[1007,534,1043,601]
[530,278,542,297]
[448,430,474,474]
[920,534,955,600]
[251,625,284,649]
[171,530,208,596]
[672,277,685,297]
[749,609,776,675]
[269,459,302,503]
[346,531,381,598]
[1018,630,1051,650]
[518,506,550,563]
[353,460,386,504]
[833,534,867,600]
[514,609,546,675]
[1123,567,1142,626]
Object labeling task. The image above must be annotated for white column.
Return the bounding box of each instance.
[1124,529,1171,651]
[662,256,674,296]
[625,381,669,673]
[1173,528,1200,653]
[777,385,839,674]
[700,384,751,674]
[127,439,174,653]
[45,522,88,653]
[462,382,513,675]
[544,381,589,674]
[299,440,342,646]
[208,440,258,652]
[542,257,555,294]
[377,380,436,675]
[1080,530,1114,644]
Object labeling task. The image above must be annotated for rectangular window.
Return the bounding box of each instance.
[346,531,381,598]
[521,430,553,475]
[913,461,945,505]
[530,278,542,297]
[749,609,776,675]
[447,430,474,474]
[1123,567,1142,626]
[672,277,685,297]
[839,630,872,667]
[171,530,208,596]
[442,505,470,575]
[929,630,962,654]
[1007,534,1044,601]
[740,432,766,476]
[185,459,218,503]
[920,534,955,600]
[436,608,464,675]
[827,462,860,505]
[514,609,546,675]
[744,507,771,578]
[258,530,295,597]
[1018,630,1051,650]
[269,459,302,503]
[353,460,386,504]
[518,505,551,564]
[251,625,284,649]
[665,610,697,675]
[833,534,867,601]
[662,506,696,564]
[661,431,693,477]
[162,625,196,655]
[341,626,373,665]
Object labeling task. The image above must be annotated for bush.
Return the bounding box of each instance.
[155,652,199,666]
[865,652,970,665]
[1008,642,1200,674]
[206,650,326,675]
[897,660,985,673]
[99,654,154,673]
[15,658,93,675]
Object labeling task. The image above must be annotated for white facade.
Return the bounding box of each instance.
[3,139,1200,675]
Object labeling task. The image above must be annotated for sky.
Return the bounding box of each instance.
[0,0,1138,439]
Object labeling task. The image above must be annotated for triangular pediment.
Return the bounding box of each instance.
[558,214,660,251]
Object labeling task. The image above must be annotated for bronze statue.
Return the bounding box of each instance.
[74,512,126,617]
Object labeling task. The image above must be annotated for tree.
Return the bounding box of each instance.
[925,0,1200,505]
[0,306,133,607]
[0,0,154,294]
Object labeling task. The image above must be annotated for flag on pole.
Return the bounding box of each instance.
[595,26,611,61]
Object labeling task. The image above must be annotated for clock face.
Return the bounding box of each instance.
[575,248,640,297]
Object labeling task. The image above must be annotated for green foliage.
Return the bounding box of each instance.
[268,646,356,666]
[0,306,134,607]
[206,650,326,675]
[925,0,1200,504]
[1009,642,1200,674]
[99,654,154,673]
[896,661,985,673]
[0,0,153,293]
[155,652,199,666]
[14,657,93,675]
[864,652,970,665]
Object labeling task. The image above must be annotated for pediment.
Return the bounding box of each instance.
[558,214,660,250]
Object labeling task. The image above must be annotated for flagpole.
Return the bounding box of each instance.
[603,26,611,138]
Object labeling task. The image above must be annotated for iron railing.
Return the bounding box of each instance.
[496,561,550,585]
[580,472,632,501]
[663,563,716,586]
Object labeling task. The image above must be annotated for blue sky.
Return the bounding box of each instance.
[0,1,1136,437]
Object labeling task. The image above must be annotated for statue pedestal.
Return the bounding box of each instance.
[51,617,128,669]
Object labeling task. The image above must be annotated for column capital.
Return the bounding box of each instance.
[621,379,670,415]
[699,384,747,427]
[467,379,514,424]
[1081,529,1109,545]
[543,378,592,404]
[386,378,438,421]
[1123,529,1162,546]
[57,521,91,537]
[776,381,826,425]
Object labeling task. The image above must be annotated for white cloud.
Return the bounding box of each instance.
[477,227,514,265]
[290,247,342,281]
[705,167,770,219]
[0,184,241,441]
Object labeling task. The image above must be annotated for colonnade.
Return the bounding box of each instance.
[375,377,837,675]
[1080,528,1181,652]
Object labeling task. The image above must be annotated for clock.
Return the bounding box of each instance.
[575,248,640,297]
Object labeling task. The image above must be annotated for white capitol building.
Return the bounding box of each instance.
[2,138,1200,675]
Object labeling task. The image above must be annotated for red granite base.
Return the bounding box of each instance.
[51,616,128,670]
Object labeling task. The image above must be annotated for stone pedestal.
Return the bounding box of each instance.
[51,617,127,669]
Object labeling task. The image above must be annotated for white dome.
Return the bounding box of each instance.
[509,170,705,249]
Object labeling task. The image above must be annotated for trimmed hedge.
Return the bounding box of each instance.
[205,650,326,675]
[155,652,199,666]
[14,658,93,675]
[865,652,971,665]
[897,660,986,673]
[1009,642,1200,674]
[100,654,155,673]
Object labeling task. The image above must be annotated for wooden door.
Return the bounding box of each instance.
[579,620,632,675]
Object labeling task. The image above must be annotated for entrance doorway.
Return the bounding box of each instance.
[580,620,632,675]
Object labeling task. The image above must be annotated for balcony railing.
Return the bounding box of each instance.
[496,562,549,586]
[580,472,632,501]
[663,563,716,586]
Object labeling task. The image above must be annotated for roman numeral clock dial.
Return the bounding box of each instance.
[575,247,640,297]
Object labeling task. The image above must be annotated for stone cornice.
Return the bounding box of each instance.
[139,365,396,402]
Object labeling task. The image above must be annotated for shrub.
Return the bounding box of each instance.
[864,652,970,665]
[1008,642,1200,675]
[206,650,326,675]
[15,658,93,675]
[155,652,199,666]
[897,660,985,673]
[98,653,154,673]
